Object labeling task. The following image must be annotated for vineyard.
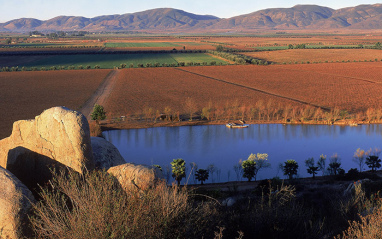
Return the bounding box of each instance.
[0,69,111,139]
[104,63,382,123]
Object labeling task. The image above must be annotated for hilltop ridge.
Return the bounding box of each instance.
[2,4,382,32]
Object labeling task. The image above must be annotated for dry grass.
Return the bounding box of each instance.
[30,169,219,239]
[0,70,111,139]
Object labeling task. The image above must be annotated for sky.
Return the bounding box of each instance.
[1,0,382,23]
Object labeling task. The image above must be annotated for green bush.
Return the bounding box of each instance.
[90,104,106,121]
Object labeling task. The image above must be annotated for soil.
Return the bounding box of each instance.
[79,69,120,119]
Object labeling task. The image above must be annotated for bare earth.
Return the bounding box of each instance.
[79,69,120,120]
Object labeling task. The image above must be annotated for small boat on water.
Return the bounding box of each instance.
[226,123,249,128]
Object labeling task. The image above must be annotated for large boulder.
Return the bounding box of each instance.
[91,136,126,169]
[0,166,35,239]
[107,163,164,191]
[0,107,95,190]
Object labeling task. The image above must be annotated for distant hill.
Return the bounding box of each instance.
[2,4,382,32]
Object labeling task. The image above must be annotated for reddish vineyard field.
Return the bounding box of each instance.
[104,67,306,118]
[0,69,111,139]
[244,49,382,63]
[184,64,382,112]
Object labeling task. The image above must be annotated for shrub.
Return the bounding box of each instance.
[90,104,106,121]
[89,121,102,137]
[78,65,84,69]
[86,65,91,69]
[94,65,100,69]
[31,170,218,239]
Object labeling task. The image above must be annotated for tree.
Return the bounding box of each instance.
[366,155,381,172]
[288,44,294,49]
[171,158,186,185]
[305,157,319,179]
[207,164,217,183]
[317,154,326,176]
[185,97,197,121]
[90,104,106,121]
[283,160,298,180]
[195,169,209,185]
[353,148,366,172]
[5,38,12,44]
[241,159,256,182]
[247,153,271,181]
[216,45,224,52]
[327,153,341,176]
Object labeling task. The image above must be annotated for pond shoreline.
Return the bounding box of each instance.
[99,118,368,132]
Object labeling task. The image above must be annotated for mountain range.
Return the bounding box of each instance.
[2,4,382,32]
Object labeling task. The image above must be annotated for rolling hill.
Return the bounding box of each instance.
[2,4,382,32]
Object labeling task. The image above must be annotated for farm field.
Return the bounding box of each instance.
[0,69,111,139]
[184,63,382,112]
[104,63,382,121]
[244,49,382,64]
[104,42,202,48]
[104,67,306,118]
[0,53,228,69]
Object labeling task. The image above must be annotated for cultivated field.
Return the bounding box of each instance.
[0,53,227,69]
[0,69,111,139]
[244,49,382,63]
[103,63,382,120]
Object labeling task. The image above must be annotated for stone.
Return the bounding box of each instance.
[107,163,164,191]
[91,136,126,169]
[0,107,95,189]
[0,166,35,239]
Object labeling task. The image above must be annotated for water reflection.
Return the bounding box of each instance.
[103,124,382,184]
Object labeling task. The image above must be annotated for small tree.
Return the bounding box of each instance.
[366,155,382,172]
[90,104,106,121]
[305,157,319,179]
[171,158,186,185]
[353,148,366,172]
[247,153,271,181]
[327,153,341,176]
[283,160,298,180]
[241,159,256,182]
[195,169,209,185]
[216,45,224,52]
[317,154,326,176]
[185,97,197,121]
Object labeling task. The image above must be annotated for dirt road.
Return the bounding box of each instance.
[79,69,120,120]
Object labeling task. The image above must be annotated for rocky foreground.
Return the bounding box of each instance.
[0,107,163,239]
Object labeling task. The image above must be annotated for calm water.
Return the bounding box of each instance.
[103,124,382,184]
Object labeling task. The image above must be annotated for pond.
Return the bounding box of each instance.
[102,124,382,184]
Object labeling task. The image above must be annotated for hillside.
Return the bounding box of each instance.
[3,4,382,32]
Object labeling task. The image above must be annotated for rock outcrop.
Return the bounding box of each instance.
[0,166,35,239]
[0,107,95,189]
[91,136,126,169]
[107,163,164,191]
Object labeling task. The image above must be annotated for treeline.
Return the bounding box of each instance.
[119,99,382,125]
[209,49,269,65]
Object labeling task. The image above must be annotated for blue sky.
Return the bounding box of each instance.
[1,0,381,23]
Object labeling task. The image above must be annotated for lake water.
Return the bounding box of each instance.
[102,124,382,184]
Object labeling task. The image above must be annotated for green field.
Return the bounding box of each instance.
[8,53,227,69]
